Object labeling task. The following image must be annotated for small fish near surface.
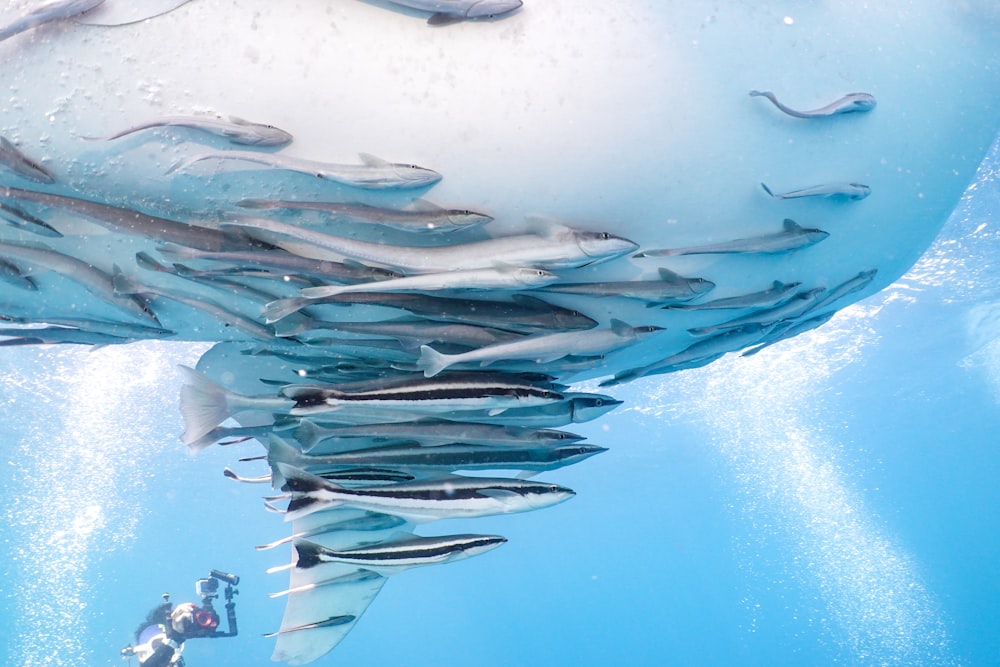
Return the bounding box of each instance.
[634,219,828,257]
[381,0,523,26]
[749,90,877,118]
[94,115,294,147]
[169,151,442,191]
[761,182,871,201]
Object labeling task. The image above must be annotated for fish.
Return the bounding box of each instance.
[256,513,409,551]
[454,393,623,427]
[539,267,715,304]
[278,463,575,522]
[0,137,55,183]
[264,615,357,638]
[222,216,639,274]
[94,115,293,146]
[749,90,877,118]
[380,0,523,25]
[169,151,442,190]
[71,0,194,26]
[280,372,564,416]
[0,186,256,251]
[0,0,105,43]
[304,292,597,333]
[0,202,62,237]
[293,533,507,574]
[802,268,878,315]
[741,311,837,357]
[294,419,583,452]
[0,258,37,291]
[236,199,493,234]
[264,266,559,323]
[761,182,871,201]
[661,280,802,311]
[416,319,663,377]
[634,219,829,257]
[0,326,142,346]
[265,433,605,476]
[267,571,385,598]
[686,287,826,337]
[602,324,775,386]
[273,315,523,350]
[0,239,158,324]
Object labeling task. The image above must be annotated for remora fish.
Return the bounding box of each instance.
[222,216,638,273]
[761,182,871,201]
[273,315,524,350]
[417,319,663,377]
[278,463,575,522]
[661,280,802,311]
[266,434,605,476]
[294,419,583,452]
[0,326,139,346]
[802,268,878,315]
[0,0,104,43]
[634,219,828,257]
[382,0,522,25]
[95,115,293,146]
[0,202,62,237]
[749,90,877,118]
[293,533,506,574]
[539,267,715,304]
[256,512,408,551]
[264,266,558,322]
[263,615,356,638]
[0,240,157,324]
[741,311,837,357]
[169,151,442,190]
[280,372,564,416]
[455,393,622,427]
[0,137,55,183]
[284,292,598,333]
[236,198,492,234]
[687,287,826,337]
[0,186,254,251]
[0,258,36,291]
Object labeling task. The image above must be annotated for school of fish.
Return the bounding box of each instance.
[0,2,881,664]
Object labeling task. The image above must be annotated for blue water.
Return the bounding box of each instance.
[0,149,998,666]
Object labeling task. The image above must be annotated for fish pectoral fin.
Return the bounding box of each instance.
[427,12,464,26]
[486,408,508,417]
[477,488,521,501]
[782,218,803,232]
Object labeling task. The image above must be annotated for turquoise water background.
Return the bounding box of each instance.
[0,144,998,666]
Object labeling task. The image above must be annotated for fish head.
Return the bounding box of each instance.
[575,231,639,264]
[446,211,494,228]
[391,162,443,188]
[849,183,873,199]
[557,444,609,462]
[514,267,560,287]
[243,126,295,147]
[634,324,666,338]
[521,482,576,509]
[567,394,623,422]
[531,428,585,443]
[551,308,599,331]
[465,0,523,19]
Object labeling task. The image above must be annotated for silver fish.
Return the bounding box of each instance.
[0,0,104,43]
[278,463,574,522]
[687,288,826,337]
[0,313,172,338]
[634,219,828,257]
[803,268,878,315]
[749,90,877,118]
[169,151,442,190]
[236,198,492,234]
[0,326,138,346]
[0,258,36,291]
[761,182,871,201]
[273,315,523,350]
[0,137,55,183]
[741,311,837,357]
[295,419,582,452]
[384,0,522,25]
[96,115,293,146]
[222,216,638,273]
[263,615,356,638]
[661,280,802,311]
[455,393,622,427]
[264,266,559,322]
[539,267,714,304]
[293,533,506,574]
[0,202,62,237]
[417,319,663,377]
[0,240,157,324]
[0,186,251,251]
[256,512,409,551]
[267,571,384,599]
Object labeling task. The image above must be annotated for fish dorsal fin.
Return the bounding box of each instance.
[609,319,632,335]
[523,214,571,238]
[358,153,389,167]
[782,218,803,232]
[406,199,445,212]
[657,267,689,284]
[515,471,540,480]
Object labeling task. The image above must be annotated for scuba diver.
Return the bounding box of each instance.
[121,570,239,667]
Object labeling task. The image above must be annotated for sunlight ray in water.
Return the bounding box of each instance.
[2,342,206,666]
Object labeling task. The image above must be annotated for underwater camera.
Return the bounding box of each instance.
[189,570,240,639]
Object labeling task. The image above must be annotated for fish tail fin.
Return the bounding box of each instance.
[178,365,237,445]
[293,420,323,451]
[186,427,224,454]
[416,344,451,377]
[270,317,309,338]
[266,435,304,486]
[262,297,311,323]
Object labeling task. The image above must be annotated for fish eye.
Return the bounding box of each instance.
[594,399,604,406]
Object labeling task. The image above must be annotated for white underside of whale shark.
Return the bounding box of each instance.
[2,0,999,664]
